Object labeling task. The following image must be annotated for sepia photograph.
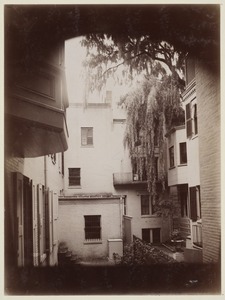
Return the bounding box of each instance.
[3,2,221,295]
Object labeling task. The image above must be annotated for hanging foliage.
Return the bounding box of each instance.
[123,74,184,209]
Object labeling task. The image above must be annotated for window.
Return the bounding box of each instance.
[152,228,161,244]
[142,228,161,244]
[186,103,192,138]
[169,146,175,168]
[141,195,150,215]
[179,142,187,164]
[185,57,195,85]
[68,168,80,186]
[81,127,93,146]
[84,215,101,240]
[179,185,188,217]
[194,104,198,135]
[141,195,154,215]
[189,186,201,221]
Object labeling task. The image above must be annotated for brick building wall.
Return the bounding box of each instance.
[196,60,220,263]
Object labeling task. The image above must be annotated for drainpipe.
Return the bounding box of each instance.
[119,196,123,239]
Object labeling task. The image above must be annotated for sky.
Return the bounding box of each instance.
[65,36,131,105]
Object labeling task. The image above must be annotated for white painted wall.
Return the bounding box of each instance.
[62,100,171,251]
[58,198,122,258]
[64,105,114,194]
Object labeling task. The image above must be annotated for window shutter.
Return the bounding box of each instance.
[46,190,53,254]
[32,184,39,266]
[186,57,195,85]
[14,172,24,266]
[190,187,197,221]
[194,104,198,134]
[37,184,45,264]
[186,103,192,138]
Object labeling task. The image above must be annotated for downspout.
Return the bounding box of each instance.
[119,196,124,239]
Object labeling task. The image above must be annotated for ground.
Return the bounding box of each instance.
[5,262,220,295]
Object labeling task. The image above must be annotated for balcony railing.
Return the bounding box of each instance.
[113,172,147,186]
[192,222,202,248]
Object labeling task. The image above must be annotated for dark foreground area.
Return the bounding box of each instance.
[5,263,220,295]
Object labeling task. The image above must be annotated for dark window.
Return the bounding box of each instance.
[169,146,175,168]
[190,187,197,221]
[84,215,101,240]
[81,127,93,146]
[186,103,192,138]
[185,57,195,85]
[142,229,150,243]
[180,142,187,164]
[152,228,161,244]
[141,195,150,215]
[68,168,80,186]
[194,104,198,135]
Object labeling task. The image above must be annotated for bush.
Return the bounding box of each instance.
[120,236,175,265]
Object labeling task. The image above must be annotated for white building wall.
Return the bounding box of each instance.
[64,105,114,194]
[58,198,122,258]
[167,126,188,187]
[187,136,200,187]
[61,94,173,252]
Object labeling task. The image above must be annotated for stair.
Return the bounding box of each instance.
[58,242,80,265]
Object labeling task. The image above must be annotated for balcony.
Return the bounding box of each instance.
[113,172,147,187]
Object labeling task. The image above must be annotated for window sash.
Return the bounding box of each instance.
[68,168,80,186]
[81,127,93,146]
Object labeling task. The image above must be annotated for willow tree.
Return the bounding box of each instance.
[122,74,184,215]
